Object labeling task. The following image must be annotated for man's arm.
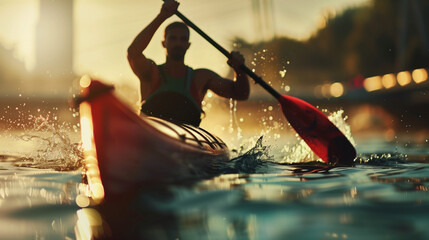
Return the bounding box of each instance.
[205,51,250,100]
[127,0,179,80]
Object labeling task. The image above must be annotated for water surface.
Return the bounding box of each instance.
[0,111,429,239]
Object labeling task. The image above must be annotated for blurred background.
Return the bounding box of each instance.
[0,0,428,144]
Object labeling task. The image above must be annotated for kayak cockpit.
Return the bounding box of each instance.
[145,117,227,151]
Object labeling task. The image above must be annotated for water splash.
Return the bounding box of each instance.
[356,153,406,166]
[221,136,273,174]
[225,98,355,165]
[19,115,82,171]
[281,109,356,164]
[227,100,286,159]
[1,110,83,171]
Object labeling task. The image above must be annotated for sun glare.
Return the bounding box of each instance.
[80,102,93,151]
[79,100,105,203]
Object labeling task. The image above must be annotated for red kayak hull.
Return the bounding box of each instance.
[79,80,229,200]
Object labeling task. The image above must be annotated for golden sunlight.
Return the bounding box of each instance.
[75,208,104,240]
[79,103,93,151]
[79,99,105,203]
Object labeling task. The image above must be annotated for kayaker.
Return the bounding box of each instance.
[127,0,250,126]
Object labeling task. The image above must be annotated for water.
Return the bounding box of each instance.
[1,110,429,240]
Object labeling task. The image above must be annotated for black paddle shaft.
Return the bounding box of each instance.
[174,11,282,99]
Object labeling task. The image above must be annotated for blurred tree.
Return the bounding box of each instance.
[232,0,429,93]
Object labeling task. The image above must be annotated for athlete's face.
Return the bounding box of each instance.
[163,27,190,61]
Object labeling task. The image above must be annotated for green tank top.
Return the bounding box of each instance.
[141,65,202,126]
[147,65,200,109]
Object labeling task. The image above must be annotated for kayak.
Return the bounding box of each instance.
[78,79,230,202]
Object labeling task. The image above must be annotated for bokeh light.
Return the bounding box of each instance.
[381,74,396,89]
[397,71,412,86]
[330,82,344,97]
[412,68,428,84]
[80,75,92,88]
[363,76,382,92]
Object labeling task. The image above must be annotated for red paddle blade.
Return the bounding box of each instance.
[278,95,356,165]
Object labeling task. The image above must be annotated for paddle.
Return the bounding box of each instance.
[170,7,356,166]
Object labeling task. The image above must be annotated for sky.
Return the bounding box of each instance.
[0,0,369,88]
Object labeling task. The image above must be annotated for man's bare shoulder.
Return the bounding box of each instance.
[141,58,157,69]
[130,57,158,82]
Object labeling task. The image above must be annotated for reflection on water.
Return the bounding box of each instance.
[72,160,429,240]
[0,157,81,239]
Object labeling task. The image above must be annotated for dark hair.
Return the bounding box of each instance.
[164,22,190,40]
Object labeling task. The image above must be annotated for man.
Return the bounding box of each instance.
[127,0,249,126]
